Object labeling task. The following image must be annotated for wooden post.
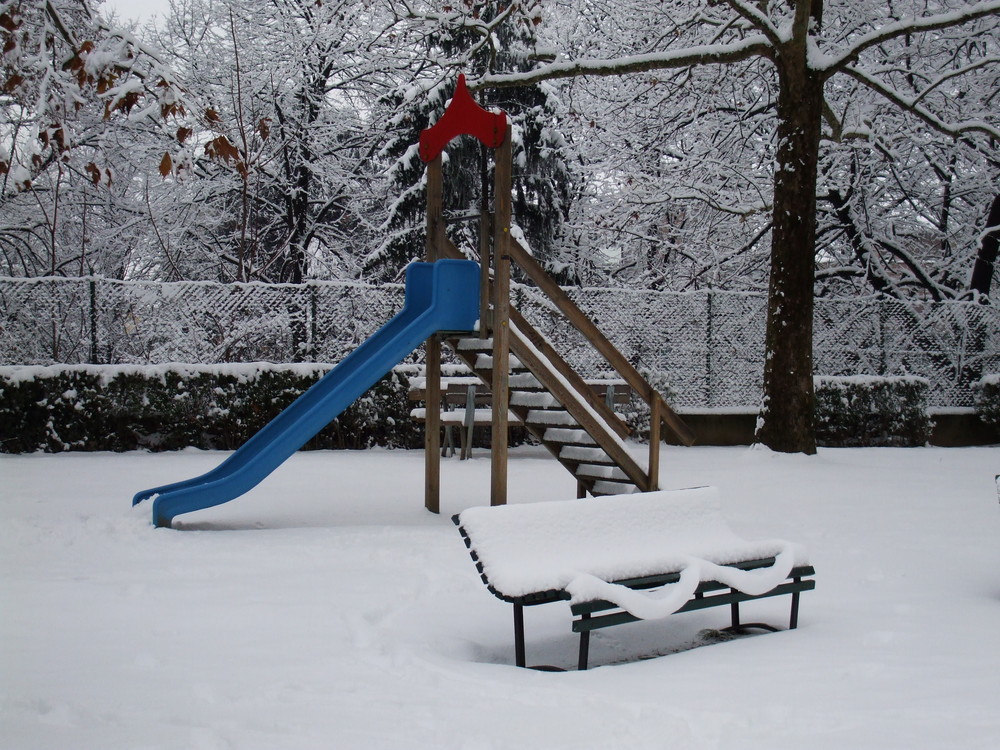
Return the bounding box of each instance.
[479,145,491,339]
[490,125,513,507]
[424,155,443,513]
[648,395,661,491]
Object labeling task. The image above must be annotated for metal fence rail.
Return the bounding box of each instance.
[2,276,997,408]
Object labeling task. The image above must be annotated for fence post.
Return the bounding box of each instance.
[89,278,99,365]
[705,290,713,408]
[878,296,888,377]
[310,284,319,363]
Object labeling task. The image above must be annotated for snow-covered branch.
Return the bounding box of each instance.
[911,55,1000,107]
[842,65,1000,141]
[474,35,774,89]
[721,0,784,47]
[818,1,1000,73]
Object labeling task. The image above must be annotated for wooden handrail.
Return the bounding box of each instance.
[506,238,695,447]
[507,324,652,491]
[510,307,631,440]
[439,236,630,440]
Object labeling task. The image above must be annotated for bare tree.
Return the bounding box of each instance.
[462,0,1000,453]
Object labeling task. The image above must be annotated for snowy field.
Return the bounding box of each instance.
[3,443,999,749]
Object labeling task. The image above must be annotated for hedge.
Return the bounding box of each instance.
[0,363,422,453]
[814,375,931,447]
[971,375,1000,428]
[1,366,967,454]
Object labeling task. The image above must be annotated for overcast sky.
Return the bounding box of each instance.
[101,0,173,24]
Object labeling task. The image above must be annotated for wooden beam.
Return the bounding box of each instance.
[425,156,444,259]
[424,155,443,513]
[648,396,661,491]
[508,325,651,492]
[491,125,513,507]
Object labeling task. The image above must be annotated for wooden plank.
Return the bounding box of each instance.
[425,156,444,260]
[424,337,441,513]
[490,125,513,507]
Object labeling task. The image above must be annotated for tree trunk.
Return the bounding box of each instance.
[755,45,825,454]
[969,195,1000,298]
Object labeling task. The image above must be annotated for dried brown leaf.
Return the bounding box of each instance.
[159,152,172,178]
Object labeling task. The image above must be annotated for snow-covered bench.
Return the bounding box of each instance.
[453,487,815,670]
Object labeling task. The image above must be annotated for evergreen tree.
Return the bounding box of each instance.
[370,1,576,282]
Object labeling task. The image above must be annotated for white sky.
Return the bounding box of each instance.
[101,0,173,24]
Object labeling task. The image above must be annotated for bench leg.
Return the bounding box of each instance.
[790,590,801,630]
[513,604,526,668]
[443,425,455,457]
[578,615,591,671]
[460,425,471,460]
[730,598,740,629]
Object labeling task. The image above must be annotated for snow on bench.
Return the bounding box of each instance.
[453,487,815,669]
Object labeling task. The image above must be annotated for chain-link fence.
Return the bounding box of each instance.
[3,275,997,408]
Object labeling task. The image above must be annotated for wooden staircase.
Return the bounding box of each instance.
[427,226,696,505]
[447,324,653,497]
[416,80,693,511]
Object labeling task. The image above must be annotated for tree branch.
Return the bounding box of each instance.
[842,65,1000,141]
[912,55,1000,107]
[820,2,1000,73]
[721,0,784,47]
[473,36,775,89]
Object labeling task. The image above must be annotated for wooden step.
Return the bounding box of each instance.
[559,445,614,464]
[509,373,542,389]
[474,354,525,371]
[525,409,578,427]
[575,464,630,481]
[590,479,643,496]
[511,391,560,409]
[456,337,493,352]
[543,427,597,446]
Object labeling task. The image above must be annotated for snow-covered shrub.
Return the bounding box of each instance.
[814,375,931,447]
[0,365,421,453]
[971,375,1000,427]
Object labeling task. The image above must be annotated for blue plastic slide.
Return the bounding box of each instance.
[133,259,480,527]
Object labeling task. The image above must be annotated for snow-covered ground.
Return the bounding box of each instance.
[3,444,999,749]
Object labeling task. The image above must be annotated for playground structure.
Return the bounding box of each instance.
[417,75,693,512]
[133,77,693,527]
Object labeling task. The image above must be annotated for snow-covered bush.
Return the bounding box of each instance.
[814,375,931,447]
[0,364,421,453]
[971,375,1000,428]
